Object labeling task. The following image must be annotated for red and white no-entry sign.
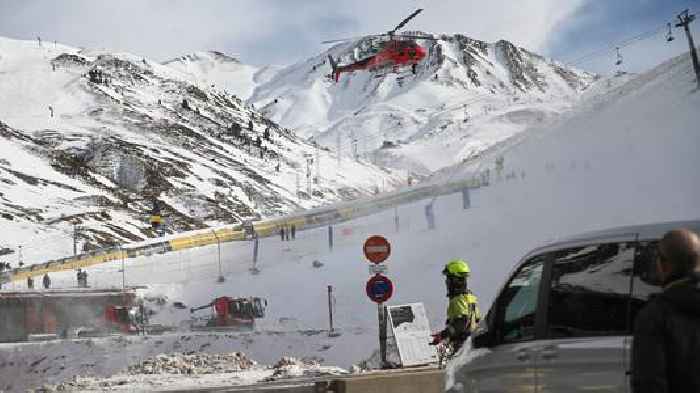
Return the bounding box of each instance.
[363,235,391,264]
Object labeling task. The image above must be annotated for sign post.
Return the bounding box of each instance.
[461,187,471,210]
[328,225,334,251]
[363,235,393,368]
[379,303,387,365]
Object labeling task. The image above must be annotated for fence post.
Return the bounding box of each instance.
[425,203,436,230]
[462,187,471,210]
[251,235,260,274]
[394,207,400,233]
[328,285,335,335]
[120,244,125,289]
[212,230,224,283]
[328,225,334,251]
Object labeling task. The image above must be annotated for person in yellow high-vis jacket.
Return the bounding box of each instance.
[431,259,480,352]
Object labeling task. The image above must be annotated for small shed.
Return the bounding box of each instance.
[0,288,136,342]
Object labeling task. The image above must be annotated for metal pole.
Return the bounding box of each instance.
[315,144,320,186]
[425,203,436,230]
[462,187,471,210]
[73,223,77,257]
[378,303,387,368]
[121,245,125,289]
[676,10,700,89]
[251,235,260,273]
[212,230,224,282]
[328,285,334,335]
[394,207,400,233]
[328,225,334,251]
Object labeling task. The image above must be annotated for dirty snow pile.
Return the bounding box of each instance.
[262,356,347,382]
[40,353,345,392]
[126,351,255,375]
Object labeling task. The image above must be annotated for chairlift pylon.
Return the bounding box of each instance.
[615,47,623,66]
[666,23,675,42]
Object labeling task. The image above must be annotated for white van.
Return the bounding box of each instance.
[450,220,700,393]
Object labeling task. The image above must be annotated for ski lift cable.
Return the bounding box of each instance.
[566,25,666,66]
[565,1,698,67]
[569,4,700,67]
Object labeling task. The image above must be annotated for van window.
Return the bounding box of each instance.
[498,254,546,343]
[547,242,635,338]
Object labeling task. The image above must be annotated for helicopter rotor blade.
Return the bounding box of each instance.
[389,8,423,35]
[322,34,389,44]
[321,36,362,44]
[398,34,437,41]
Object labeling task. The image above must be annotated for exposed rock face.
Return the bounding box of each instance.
[495,40,547,93]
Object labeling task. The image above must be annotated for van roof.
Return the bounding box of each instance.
[524,219,700,259]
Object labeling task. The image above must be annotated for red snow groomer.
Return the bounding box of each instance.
[189,297,266,331]
[104,305,140,334]
[75,304,142,337]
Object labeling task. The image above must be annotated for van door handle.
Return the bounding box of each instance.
[516,349,530,361]
[540,346,558,360]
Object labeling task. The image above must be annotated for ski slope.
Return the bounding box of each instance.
[1,49,699,392]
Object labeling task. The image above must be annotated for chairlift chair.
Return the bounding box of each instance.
[615,47,623,66]
[666,23,675,42]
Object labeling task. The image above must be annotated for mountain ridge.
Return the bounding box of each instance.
[248,33,602,173]
[0,36,401,262]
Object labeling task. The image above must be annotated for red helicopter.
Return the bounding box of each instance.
[323,9,436,82]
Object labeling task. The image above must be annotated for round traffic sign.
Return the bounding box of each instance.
[366,274,394,303]
[363,235,391,264]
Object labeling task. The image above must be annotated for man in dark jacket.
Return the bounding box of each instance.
[632,228,700,393]
[42,273,51,289]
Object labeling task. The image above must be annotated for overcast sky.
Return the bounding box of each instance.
[0,0,697,74]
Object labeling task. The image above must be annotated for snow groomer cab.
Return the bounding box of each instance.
[449,219,700,393]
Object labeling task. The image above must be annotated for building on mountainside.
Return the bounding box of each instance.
[0,288,136,342]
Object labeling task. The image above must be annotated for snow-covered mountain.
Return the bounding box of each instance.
[250,34,601,174]
[0,37,402,262]
[162,51,280,100]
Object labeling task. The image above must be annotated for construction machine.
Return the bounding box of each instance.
[74,305,141,337]
[75,304,173,337]
[104,305,141,334]
[189,296,267,331]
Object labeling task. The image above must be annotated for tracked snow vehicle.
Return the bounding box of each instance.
[189,296,266,331]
